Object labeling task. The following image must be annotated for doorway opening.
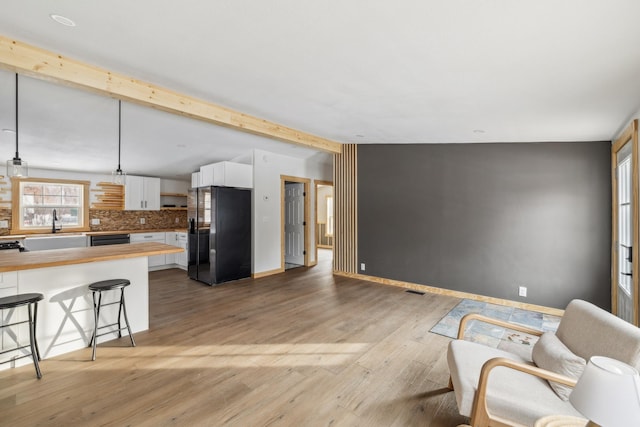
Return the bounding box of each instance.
[315,180,334,266]
[281,176,310,270]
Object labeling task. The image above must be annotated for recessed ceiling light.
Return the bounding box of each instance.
[177,144,187,148]
[50,14,76,27]
[473,129,486,134]
[2,129,16,134]
[355,134,365,138]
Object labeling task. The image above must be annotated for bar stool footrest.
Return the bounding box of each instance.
[94,327,133,339]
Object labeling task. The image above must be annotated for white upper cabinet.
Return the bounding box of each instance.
[198,164,215,187]
[199,161,252,188]
[191,171,201,189]
[125,175,161,210]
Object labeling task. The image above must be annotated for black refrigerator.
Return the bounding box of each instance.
[188,186,252,285]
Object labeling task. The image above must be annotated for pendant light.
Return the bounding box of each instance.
[6,73,27,177]
[112,100,126,184]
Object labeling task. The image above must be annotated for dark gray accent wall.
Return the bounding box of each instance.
[358,142,611,310]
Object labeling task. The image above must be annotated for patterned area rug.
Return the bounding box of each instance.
[430,299,561,359]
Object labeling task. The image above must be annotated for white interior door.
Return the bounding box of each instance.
[285,182,305,266]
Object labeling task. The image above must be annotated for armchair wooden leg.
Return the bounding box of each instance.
[448,376,454,390]
[470,408,490,427]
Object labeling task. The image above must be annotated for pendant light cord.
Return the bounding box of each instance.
[117,100,122,172]
[14,73,19,160]
[111,99,124,183]
[6,72,26,177]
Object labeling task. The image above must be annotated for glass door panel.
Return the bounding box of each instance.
[612,120,638,326]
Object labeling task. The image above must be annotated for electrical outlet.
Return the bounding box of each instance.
[91,218,100,225]
[0,220,8,228]
[518,286,527,297]
[175,217,179,223]
[140,218,146,224]
[360,262,366,271]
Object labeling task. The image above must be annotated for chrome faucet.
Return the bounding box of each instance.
[52,209,62,233]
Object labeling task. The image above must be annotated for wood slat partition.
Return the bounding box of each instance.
[333,144,357,274]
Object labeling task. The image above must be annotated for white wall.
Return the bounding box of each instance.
[159,178,190,195]
[252,149,332,273]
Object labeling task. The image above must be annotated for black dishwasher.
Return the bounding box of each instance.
[90,234,130,246]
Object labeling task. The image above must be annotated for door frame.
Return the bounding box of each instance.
[281,175,311,270]
[612,119,639,325]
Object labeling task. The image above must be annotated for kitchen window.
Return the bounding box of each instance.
[11,178,90,233]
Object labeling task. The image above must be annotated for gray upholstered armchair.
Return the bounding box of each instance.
[447,299,640,427]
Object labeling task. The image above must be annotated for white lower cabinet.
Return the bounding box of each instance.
[176,232,187,269]
[130,232,187,271]
[0,272,18,351]
[164,232,187,270]
[130,232,166,269]
[164,232,177,266]
[0,271,17,291]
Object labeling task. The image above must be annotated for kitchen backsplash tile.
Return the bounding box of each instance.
[90,209,188,231]
[0,208,187,236]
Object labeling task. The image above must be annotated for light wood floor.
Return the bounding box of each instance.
[0,251,469,426]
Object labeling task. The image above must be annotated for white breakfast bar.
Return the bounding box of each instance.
[0,242,183,371]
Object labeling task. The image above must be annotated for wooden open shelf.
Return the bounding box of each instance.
[161,192,187,210]
[160,192,188,197]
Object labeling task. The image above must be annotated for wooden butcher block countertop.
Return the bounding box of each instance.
[0,242,183,273]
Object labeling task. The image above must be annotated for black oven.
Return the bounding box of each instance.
[90,234,130,246]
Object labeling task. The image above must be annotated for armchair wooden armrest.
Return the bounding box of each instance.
[471,357,577,427]
[457,313,544,340]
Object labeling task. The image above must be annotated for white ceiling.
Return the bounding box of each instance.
[0,70,325,180]
[1,0,640,179]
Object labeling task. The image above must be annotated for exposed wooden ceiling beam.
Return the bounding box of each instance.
[0,35,343,154]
